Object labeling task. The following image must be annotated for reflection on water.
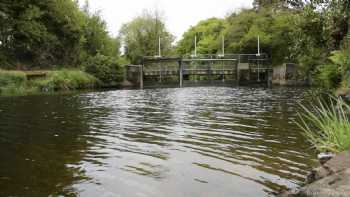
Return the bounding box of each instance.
[0,87,316,197]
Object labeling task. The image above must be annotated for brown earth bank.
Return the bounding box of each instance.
[278,151,350,197]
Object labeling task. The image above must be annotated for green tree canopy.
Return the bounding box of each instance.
[0,0,121,69]
[176,18,225,55]
[119,10,174,64]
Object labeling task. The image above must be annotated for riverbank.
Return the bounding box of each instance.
[278,151,350,197]
[0,69,100,96]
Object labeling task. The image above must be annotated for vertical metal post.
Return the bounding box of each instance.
[257,60,260,82]
[222,36,225,56]
[159,64,162,83]
[236,55,240,86]
[140,64,144,89]
[257,36,260,56]
[194,35,197,57]
[267,69,272,88]
[209,61,212,84]
[158,36,161,57]
[222,60,225,82]
[195,62,197,82]
[179,60,183,88]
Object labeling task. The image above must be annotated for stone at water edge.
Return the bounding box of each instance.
[323,151,350,174]
[277,150,350,197]
[317,152,335,165]
[299,168,350,197]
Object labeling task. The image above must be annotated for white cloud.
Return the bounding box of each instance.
[79,0,253,40]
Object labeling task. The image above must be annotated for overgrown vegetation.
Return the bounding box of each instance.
[0,69,98,96]
[84,54,123,86]
[175,0,350,89]
[1,0,349,93]
[298,96,350,153]
[0,0,123,90]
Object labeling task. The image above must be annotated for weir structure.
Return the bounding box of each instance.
[125,53,272,89]
[125,36,272,88]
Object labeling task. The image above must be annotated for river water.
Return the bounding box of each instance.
[0,87,316,197]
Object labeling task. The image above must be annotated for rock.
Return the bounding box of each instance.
[299,168,350,197]
[336,88,350,102]
[318,152,335,165]
[276,189,300,197]
[306,166,331,184]
[323,151,350,174]
[278,151,350,197]
[120,80,134,87]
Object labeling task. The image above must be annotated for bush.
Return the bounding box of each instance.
[43,70,98,91]
[297,96,350,153]
[316,64,342,89]
[0,70,27,87]
[0,69,98,96]
[84,54,124,86]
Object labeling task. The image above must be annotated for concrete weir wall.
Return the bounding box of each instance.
[272,63,306,86]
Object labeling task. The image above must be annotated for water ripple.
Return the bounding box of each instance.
[0,87,317,197]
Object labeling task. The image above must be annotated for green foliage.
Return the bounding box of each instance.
[44,70,98,90]
[313,48,350,89]
[84,54,123,86]
[176,18,225,55]
[0,69,98,96]
[316,64,342,89]
[176,9,299,66]
[119,10,174,64]
[0,70,27,87]
[0,0,120,69]
[298,96,350,153]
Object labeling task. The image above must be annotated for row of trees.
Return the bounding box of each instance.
[175,0,349,88]
[0,0,124,84]
[0,0,120,68]
[0,0,349,88]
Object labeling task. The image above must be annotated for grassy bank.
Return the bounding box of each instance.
[298,96,350,153]
[0,69,99,96]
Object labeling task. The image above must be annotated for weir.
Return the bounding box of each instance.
[125,53,272,88]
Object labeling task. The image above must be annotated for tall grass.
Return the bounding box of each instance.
[297,96,350,153]
[33,70,99,91]
[0,70,27,86]
[0,69,99,96]
[0,70,28,95]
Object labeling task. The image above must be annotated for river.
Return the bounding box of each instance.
[0,87,316,197]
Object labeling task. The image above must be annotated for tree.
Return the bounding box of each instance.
[0,0,121,70]
[0,0,86,68]
[81,4,120,59]
[176,18,225,55]
[119,10,174,64]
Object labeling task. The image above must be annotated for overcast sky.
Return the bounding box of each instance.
[79,0,253,41]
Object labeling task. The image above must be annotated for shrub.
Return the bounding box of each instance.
[316,64,342,89]
[84,54,124,86]
[0,70,27,87]
[46,70,98,90]
[297,96,350,153]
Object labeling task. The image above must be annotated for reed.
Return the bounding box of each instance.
[297,96,350,153]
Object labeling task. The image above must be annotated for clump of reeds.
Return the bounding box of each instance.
[297,96,350,153]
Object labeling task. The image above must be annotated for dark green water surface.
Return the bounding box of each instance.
[0,87,316,197]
